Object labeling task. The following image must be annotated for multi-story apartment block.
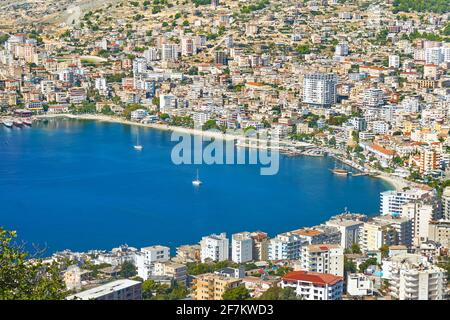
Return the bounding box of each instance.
[200,233,229,262]
[193,273,241,300]
[136,245,170,280]
[401,202,437,246]
[380,189,431,216]
[383,254,446,300]
[326,219,364,249]
[299,244,344,277]
[303,73,337,107]
[231,232,253,263]
[268,232,306,261]
[281,271,344,300]
[360,220,399,252]
[373,215,413,247]
[250,231,269,261]
[428,220,450,248]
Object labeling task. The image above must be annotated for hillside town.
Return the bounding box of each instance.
[0,0,449,300]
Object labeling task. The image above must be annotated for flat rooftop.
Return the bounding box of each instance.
[66,279,141,300]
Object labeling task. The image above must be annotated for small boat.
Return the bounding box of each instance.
[23,119,32,126]
[192,169,202,186]
[134,131,143,150]
[331,168,349,176]
[2,120,13,128]
[13,120,23,127]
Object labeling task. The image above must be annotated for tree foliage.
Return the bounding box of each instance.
[222,285,251,300]
[0,228,66,300]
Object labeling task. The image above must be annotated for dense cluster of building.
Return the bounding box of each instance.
[1,0,449,300]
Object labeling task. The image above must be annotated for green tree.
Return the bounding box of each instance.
[222,285,251,300]
[120,261,137,278]
[0,228,66,300]
[358,257,378,273]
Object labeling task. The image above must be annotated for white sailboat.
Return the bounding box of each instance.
[192,169,202,186]
[134,131,143,150]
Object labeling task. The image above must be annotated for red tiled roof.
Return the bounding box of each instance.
[283,271,343,286]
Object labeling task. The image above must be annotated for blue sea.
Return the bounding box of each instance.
[0,118,392,254]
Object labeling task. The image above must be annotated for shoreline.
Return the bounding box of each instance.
[33,113,406,191]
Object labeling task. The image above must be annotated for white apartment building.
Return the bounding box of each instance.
[401,202,436,246]
[326,219,364,249]
[231,232,253,263]
[193,112,211,127]
[383,254,446,300]
[363,88,385,107]
[370,120,389,135]
[388,54,400,68]
[95,77,107,92]
[67,279,142,300]
[161,43,178,62]
[281,271,344,300]
[299,244,344,277]
[159,94,177,114]
[268,232,306,261]
[303,73,338,107]
[144,47,159,61]
[334,42,349,56]
[136,245,170,280]
[346,273,373,296]
[132,57,147,75]
[380,189,431,216]
[425,47,445,65]
[200,232,229,262]
[130,109,148,121]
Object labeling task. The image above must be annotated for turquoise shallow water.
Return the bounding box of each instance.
[0,118,391,253]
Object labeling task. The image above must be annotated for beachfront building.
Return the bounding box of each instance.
[200,233,229,262]
[159,94,177,114]
[66,279,142,300]
[303,73,337,107]
[130,109,148,121]
[380,189,432,216]
[231,232,253,263]
[298,244,344,277]
[268,232,306,261]
[382,254,447,300]
[136,245,170,280]
[193,273,242,300]
[281,271,343,300]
